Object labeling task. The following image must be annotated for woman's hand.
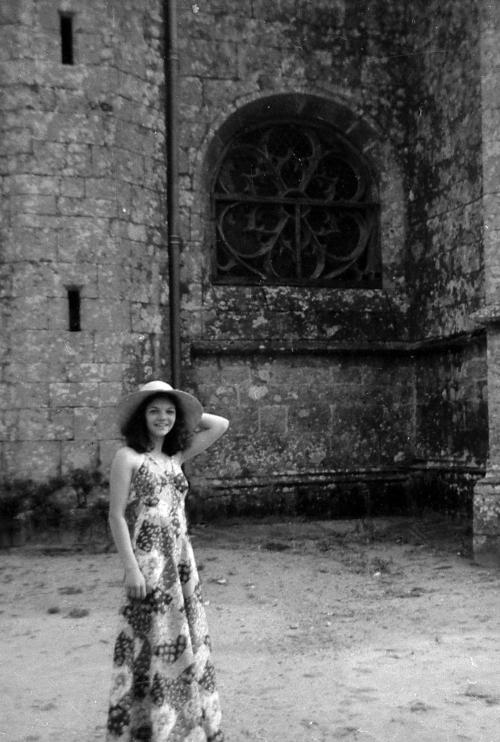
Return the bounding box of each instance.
[124,565,147,600]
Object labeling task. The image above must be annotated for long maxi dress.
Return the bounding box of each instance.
[106,452,224,742]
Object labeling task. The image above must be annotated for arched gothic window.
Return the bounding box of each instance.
[212,120,381,287]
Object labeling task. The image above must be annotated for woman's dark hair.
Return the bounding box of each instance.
[122,393,193,455]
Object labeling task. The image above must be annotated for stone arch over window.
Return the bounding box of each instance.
[207,94,382,288]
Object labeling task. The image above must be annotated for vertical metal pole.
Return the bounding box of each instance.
[164,0,181,388]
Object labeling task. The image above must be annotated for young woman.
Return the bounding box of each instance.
[106,380,229,742]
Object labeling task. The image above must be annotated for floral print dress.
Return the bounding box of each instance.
[106,453,224,742]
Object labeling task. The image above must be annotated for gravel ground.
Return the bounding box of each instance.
[1,516,499,742]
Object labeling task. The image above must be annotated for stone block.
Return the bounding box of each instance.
[111,149,145,183]
[179,76,203,118]
[126,188,163,227]
[222,404,258,438]
[0,2,24,23]
[35,0,62,31]
[10,174,57,196]
[58,222,114,263]
[49,333,95,371]
[0,383,14,409]
[56,196,88,217]
[51,407,76,438]
[49,381,101,408]
[60,177,86,198]
[14,381,50,409]
[63,143,93,177]
[94,332,129,363]
[179,246,205,286]
[9,295,49,330]
[84,299,130,332]
[16,408,74,441]
[0,410,18,442]
[11,194,58,215]
[96,264,123,296]
[182,308,203,339]
[12,262,54,298]
[6,226,57,261]
[47,297,71,331]
[473,484,500,535]
[259,404,288,435]
[288,404,332,434]
[84,177,117,200]
[126,223,147,242]
[114,122,150,155]
[99,439,121,473]
[130,303,162,333]
[2,440,61,480]
[200,383,239,411]
[65,362,124,383]
[210,363,251,387]
[11,212,59,231]
[97,405,118,439]
[122,266,161,304]
[61,440,99,473]
[4,361,50,385]
[99,382,122,406]
[74,407,100,440]
[2,127,32,154]
[87,198,119,219]
[32,141,67,170]
[14,334,92,378]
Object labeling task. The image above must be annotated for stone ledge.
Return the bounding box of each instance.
[188,463,483,521]
[190,330,485,358]
[471,304,500,327]
[191,466,411,490]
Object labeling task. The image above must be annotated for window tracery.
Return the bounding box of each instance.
[212,121,381,287]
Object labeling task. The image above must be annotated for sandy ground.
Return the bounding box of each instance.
[1,516,500,742]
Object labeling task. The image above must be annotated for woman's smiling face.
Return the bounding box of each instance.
[144,395,177,440]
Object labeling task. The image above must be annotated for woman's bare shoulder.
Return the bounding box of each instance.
[112,446,144,468]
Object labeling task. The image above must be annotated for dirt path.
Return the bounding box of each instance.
[1,517,499,741]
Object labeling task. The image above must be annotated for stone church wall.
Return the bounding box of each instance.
[405,0,487,501]
[178,1,410,509]
[176,0,487,513]
[0,0,489,520]
[406,0,484,338]
[0,0,168,480]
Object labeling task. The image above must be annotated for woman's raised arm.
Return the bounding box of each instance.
[180,413,229,462]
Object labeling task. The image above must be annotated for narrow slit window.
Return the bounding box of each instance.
[67,288,81,331]
[60,13,74,65]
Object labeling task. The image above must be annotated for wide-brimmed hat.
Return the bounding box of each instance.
[117,380,203,435]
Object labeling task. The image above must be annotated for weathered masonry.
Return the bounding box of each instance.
[1,0,500,563]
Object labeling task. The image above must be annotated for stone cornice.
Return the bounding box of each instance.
[471,304,500,327]
[190,461,485,492]
[190,329,485,358]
